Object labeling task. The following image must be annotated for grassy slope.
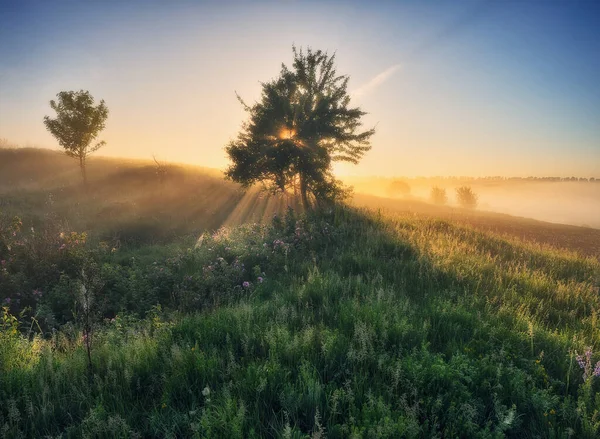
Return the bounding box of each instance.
[2,207,600,438]
[2,147,598,257]
[2,148,600,437]
[351,193,600,258]
[0,148,298,246]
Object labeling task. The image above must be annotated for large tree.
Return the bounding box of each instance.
[44,90,109,186]
[225,46,375,209]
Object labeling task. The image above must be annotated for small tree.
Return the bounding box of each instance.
[74,260,104,379]
[387,180,411,198]
[430,186,447,205]
[455,186,478,209]
[43,90,108,186]
[225,46,375,210]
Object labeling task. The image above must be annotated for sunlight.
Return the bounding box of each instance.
[278,128,296,140]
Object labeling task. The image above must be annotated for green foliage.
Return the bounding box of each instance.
[1,206,600,437]
[43,90,109,185]
[430,186,447,205]
[456,185,478,209]
[225,46,375,209]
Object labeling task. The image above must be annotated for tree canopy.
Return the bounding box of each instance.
[44,90,108,185]
[225,46,375,209]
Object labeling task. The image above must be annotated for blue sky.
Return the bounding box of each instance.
[0,0,599,177]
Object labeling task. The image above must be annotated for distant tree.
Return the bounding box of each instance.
[387,180,411,198]
[153,155,168,184]
[456,186,478,209]
[430,186,447,205]
[43,90,108,186]
[225,46,375,210]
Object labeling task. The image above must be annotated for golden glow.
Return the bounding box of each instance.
[279,128,296,140]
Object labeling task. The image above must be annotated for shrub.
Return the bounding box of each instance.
[430,186,447,205]
[387,180,411,198]
[455,186,478,209]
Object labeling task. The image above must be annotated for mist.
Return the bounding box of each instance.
[344,176,600,229]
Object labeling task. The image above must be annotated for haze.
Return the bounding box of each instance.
[1,0,599,228]
[1,0,599,177]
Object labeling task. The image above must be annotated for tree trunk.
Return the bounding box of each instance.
[299,173,310,211]
[80,155,87,187]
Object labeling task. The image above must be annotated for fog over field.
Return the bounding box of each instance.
[344,176,600,229]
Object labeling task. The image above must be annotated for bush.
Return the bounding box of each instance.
[455,186,478,209]
[387,180,411,197]
[430,186,447,205]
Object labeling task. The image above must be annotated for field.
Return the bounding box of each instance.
[1,148,600,438]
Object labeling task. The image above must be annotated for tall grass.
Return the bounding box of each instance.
[1,206,599,438]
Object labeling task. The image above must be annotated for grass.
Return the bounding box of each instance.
[1,148,600,437]
[2,205,600,438]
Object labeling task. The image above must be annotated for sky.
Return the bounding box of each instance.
[0,0,599,177]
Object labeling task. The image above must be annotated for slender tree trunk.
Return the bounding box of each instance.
[80,155,87,187]
[299,173,310,211]
[84,323,93,381]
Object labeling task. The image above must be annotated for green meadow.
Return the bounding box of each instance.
[1,149,600,438]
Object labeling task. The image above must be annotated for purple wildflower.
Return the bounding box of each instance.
[594,361,600,378]
[576,354,586,370]
[576,347,600,381]
[242,281,250,289]
[257,277,263,283]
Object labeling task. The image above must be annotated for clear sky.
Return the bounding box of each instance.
[1,0,599,177]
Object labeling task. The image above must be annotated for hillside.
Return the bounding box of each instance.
[2,204,600,437]
[1,148,598,257]
[2,148,600,437]
[0,148,299,246]
[351,193,600,258]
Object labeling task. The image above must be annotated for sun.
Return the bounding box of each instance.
[278,128,296,139]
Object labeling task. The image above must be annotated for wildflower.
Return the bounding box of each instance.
[243,281,250,289]
[191,347,196,352]
[202,386,210,397]
[576,347,600,380]
[257,277,263,283]
[59,243,66,250]
[162,402,167,409]
[550,409,556,415]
